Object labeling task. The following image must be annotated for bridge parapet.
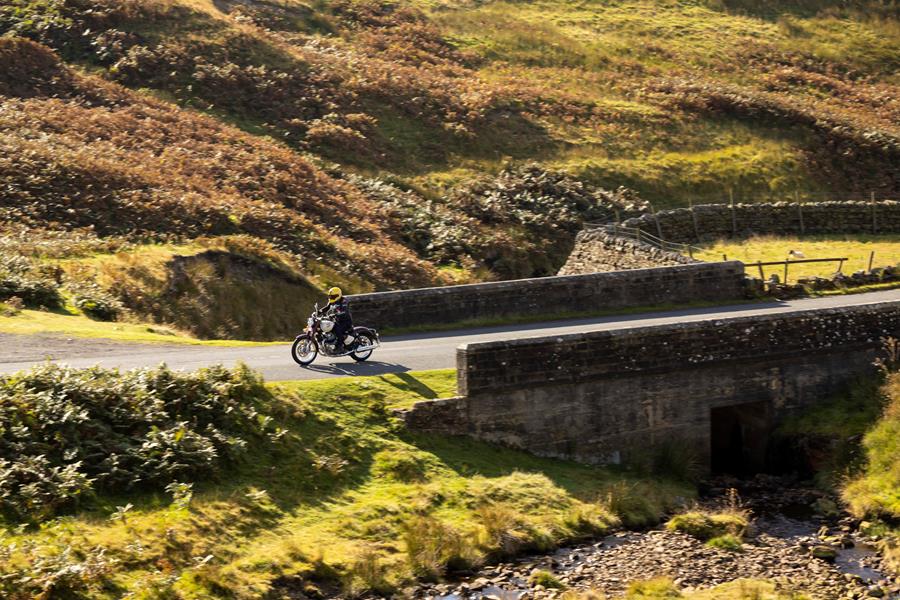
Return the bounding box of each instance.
[350,261,745,331]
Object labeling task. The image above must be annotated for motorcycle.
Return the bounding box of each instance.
[291,303,380,366]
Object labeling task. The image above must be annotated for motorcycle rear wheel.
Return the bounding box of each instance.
[351,333,374,362]
[291,336,318,366]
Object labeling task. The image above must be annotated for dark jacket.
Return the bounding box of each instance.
[320,298,353,335]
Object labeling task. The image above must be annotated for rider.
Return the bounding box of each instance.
[319,287,355,351]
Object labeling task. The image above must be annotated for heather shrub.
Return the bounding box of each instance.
[449,164,649,277]
[0,363,275,520]
[67,281,123,321]
[0,252,62,309]
[0,541,118,600]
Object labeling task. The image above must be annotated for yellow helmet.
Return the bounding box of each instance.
[327,287,342,303]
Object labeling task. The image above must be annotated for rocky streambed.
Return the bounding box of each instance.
[411,477,899,600]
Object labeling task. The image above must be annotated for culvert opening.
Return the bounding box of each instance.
[710,401,771,475]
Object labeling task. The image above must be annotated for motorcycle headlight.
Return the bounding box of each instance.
[307,318,314,326]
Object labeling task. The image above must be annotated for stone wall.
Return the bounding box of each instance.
[558,229,696,275]
[621,200,900,244]
[349,262,745,330]
[403,301,900,467]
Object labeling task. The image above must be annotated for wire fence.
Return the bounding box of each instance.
[654,190,897,207]
[585,223,703,257]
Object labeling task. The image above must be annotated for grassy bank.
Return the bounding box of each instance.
[842,368,900,571]
[775,350,900,573]
[0,308,274,346]
[0,366,691,598]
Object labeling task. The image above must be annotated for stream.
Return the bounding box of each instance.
[411,476,899,600]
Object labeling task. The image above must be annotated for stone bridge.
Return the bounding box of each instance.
[402,300,900,473]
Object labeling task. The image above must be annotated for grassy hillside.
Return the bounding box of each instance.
[0,0,897,295]
[0,365,690,598]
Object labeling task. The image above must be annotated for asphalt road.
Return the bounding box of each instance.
[2,289,898,381]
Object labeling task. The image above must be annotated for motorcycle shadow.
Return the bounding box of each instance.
[301,361,410,377]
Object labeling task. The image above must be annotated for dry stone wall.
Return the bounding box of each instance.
[560,200,900,275]
[558,229,695,275]
[403,301,900,468]
[349,262,745,330]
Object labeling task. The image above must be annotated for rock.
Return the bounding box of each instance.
[472,578,491,590]
[810,545,838,562]
[866,585,885,598]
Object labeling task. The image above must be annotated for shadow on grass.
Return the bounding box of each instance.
[404,431,631,501]
[381,371,441,399]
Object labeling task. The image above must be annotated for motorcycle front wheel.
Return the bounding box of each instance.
[351,333,374,362]
[291,335,318,366]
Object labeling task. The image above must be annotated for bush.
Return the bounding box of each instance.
[0,363,274,521]
[0,542,118,600]
[0,252,63,309]
[68,281,123,321]
[0,297,23,316]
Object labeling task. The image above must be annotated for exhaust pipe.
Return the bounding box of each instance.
[334,343,379,357]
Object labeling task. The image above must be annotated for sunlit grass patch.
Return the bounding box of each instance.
[0,307,267,346]
[696,234,900,281]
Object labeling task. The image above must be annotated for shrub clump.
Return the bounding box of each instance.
[402,515,476,581]
[0,363,274,521]
[0,251,62,309]
[67,281,123,321]
[665,510,748,541]
[706,533,743,552]
[529,569,566,589]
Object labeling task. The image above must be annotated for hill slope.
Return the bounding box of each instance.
[0,0,898,291]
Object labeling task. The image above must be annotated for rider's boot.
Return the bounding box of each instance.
[344,333,357,351]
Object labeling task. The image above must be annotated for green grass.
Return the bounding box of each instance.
[1,370,691,598]
[696,234,900,282]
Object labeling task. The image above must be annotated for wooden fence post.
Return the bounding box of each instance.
[796,191,805,235]
[868,250,875,273]
[757,261,765,280]
[649,204,663,239]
